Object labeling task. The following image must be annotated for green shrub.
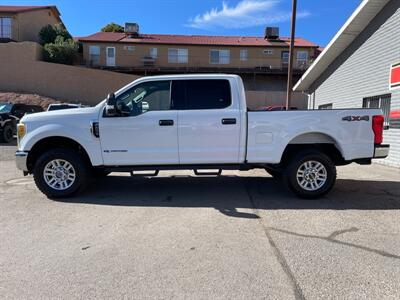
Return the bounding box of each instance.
[43,37,78,65]
[39,23,77,65]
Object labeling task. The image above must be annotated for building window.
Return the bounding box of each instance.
[363,94,391,128]
[281,51,289,66]
[168,48,188,63]
[0,17,12,39]
[149,48,157,59]
[318,103,333,109]
[296,51,308,68]
[263,49,273,55]
[88,45,100,65]
[210,49,230,64]
[123,45,135,51]
[240,49,248,61]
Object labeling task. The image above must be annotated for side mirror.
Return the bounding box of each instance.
[105,93,117,116]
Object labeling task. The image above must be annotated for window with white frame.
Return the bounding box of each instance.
[149,47,157,59]
[210,49,230,64]
[240,49,248,61]
[89,45,100,65]
[281,51,289,65]
[296,51,308,68]
[168,48,188,63]
[363,94,391,128]
[0,17,12,39]
[318,103,333,110]
[263,49,273,55]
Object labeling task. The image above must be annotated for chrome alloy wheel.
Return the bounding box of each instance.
[43,159,76,190]
[296,160,327,191]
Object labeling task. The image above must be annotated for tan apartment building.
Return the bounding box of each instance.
[79,27,320,109]
[79,29,319,74]
[0,5,61,43]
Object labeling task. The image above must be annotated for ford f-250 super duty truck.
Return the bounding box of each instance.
[15,74,389,199]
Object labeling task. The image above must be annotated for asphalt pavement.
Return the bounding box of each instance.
[1,143,399,299]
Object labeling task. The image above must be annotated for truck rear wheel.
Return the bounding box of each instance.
[283,150,336,199]
[33,148,90,198]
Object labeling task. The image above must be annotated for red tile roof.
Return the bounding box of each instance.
[79,32,318,48]
[0,5,60,15]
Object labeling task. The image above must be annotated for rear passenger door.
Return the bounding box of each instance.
[174,79,241,164]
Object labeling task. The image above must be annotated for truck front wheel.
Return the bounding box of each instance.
[33,148,90,198]
[283,150,336,199]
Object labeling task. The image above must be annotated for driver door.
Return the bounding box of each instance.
[99,80,179,166]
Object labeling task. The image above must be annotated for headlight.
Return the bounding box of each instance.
[17,123,26,140]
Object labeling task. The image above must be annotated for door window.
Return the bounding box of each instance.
[116,81,171,116]
[107,47,115,58]
[180,80,231,110]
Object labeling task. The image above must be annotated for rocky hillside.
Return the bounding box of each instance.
[0,92,61,110]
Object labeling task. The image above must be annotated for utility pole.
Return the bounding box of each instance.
[286,0,297,109]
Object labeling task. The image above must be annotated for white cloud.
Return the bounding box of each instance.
[187,0,310,30]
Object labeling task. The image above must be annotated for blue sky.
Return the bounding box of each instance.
[6,0,361,46]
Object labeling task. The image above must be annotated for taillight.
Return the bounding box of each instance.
[372,115,384,144]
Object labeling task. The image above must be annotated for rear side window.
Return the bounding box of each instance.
[183,79,231,110]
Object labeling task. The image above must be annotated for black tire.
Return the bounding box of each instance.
[283,150,336,199]
[1,124,13,143]
[33,148,90,198]
[265,168,282,179]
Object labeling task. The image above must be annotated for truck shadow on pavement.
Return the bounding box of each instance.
[66,175,400,213]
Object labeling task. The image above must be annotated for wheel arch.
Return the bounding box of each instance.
[280,132,346,165]
[27,136,92,173]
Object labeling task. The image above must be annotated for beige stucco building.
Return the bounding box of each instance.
[0,5,61,43]
[79,31,320,74]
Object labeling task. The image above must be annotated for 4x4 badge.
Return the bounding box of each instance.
[342,115,369,121]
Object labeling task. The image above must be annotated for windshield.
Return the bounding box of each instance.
[0,103,12,113]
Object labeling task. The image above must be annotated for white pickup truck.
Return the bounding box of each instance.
[15,74,389,199]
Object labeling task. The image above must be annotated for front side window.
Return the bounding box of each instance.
[210,50,230,64]
[0,17,12,39]
[183,79,231,110]
[168,48,188,63]
[89,45,100,65]
[116,81,171,116]
[363,94,391,128]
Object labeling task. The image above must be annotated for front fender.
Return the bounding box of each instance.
[20,123,103,166]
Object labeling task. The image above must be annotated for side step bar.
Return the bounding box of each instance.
[193,169,222,176]
[130,170,159,177]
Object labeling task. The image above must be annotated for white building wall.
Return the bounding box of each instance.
[308,0,400,168]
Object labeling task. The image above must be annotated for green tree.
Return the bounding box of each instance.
[101,22,124,33]
[39,23,72,45]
